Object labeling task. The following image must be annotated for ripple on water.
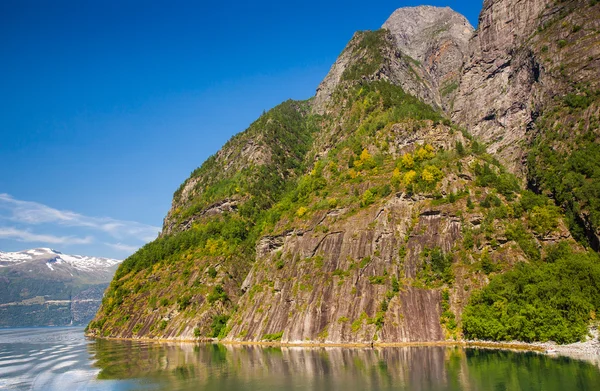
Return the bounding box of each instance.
[0,357,34,367]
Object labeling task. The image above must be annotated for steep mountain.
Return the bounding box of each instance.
[0,248,120,327]
[88,1,600,346]
[87,101,319,338]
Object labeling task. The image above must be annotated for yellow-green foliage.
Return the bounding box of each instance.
[401,153,414,169]
[296,207,308,218]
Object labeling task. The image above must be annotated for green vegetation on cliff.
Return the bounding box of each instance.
[91,100,320,338]
[341,30,389,81]
[172,99,319,224]
[528,89,600,247]
[252,81,446,234]
[463,248,600,344]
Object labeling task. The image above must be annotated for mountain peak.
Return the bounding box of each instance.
[382,5,473,63]
[383,5,474,42]
[313,5,473,115]
[381,5,474,112]
[26,248,60,255]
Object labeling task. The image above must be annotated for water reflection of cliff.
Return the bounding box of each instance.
[88,340,600,391]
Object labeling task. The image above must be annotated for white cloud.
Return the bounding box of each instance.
[105,242,139,253]
[0,227,93,245]
[0,193,160,242]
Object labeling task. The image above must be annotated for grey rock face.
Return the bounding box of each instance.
[452,0,551,175]
[453,0,600,176]
[383,6,474,111]
[312,41,353,115]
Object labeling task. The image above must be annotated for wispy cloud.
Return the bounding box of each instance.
[0,193,160,242]
[105,242,140,253]
[0,227,93,245]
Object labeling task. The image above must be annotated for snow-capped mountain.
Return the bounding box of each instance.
[0,248,122,327]
[0,248,120,273]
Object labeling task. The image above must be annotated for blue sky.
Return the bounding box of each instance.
[0,0,481,259]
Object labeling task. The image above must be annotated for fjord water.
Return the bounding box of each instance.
[1,328,600,390]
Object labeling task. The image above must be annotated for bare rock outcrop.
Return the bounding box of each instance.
[453,0,600,178]
[383,6,474,111]
[225,194,452,344]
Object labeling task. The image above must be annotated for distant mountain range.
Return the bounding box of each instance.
[0,248,121,327]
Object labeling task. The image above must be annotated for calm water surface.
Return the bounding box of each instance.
[0,327,599,390]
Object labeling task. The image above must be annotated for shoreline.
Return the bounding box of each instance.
[86,334,590,354]
[85,327,600,364]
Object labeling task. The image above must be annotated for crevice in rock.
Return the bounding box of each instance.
[310,231,344,258]
[483,112,496,121]
[420,210,442,217]
[483,59,511,81]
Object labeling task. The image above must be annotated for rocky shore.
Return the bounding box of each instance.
[535,327,600,364]
[465,327,600,366]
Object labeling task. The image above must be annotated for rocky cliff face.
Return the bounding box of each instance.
[453,0,600,245]
[89,1,596,344]
[453,0,550,174]
[453,0,600,175]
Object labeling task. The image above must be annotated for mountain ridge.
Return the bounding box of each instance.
[0,247,120,270]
